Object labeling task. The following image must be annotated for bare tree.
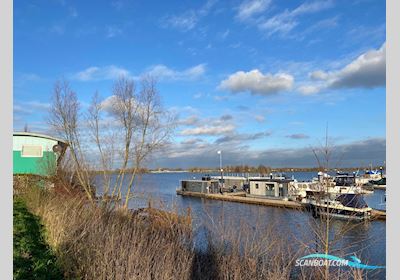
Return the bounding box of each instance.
[306,126,373,279]
[106,76,174,208]
[48,77,174,208]
[48,80,94,202]
[87,91,116,199]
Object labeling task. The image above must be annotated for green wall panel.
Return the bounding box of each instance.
[13,151,57,176]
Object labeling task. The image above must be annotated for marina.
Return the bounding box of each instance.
[176,171,386,221]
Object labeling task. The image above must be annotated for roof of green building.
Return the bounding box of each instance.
[13,132,68,145]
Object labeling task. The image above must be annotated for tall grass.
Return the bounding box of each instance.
[14,177,369,280]
[18,185,192,280]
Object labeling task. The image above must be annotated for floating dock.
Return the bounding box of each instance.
[176,190,303,209]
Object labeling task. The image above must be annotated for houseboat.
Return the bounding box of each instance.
[247,177,293,200]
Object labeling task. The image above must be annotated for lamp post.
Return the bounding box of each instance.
[217,150,223,191]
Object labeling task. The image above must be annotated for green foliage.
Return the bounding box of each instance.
[13,198,63,280]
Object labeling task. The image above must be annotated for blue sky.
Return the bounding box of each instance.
[13,0,386,168]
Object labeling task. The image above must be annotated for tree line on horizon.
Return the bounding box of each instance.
[146,164,384,173]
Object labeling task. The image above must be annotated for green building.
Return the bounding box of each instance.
[13,132,68,176]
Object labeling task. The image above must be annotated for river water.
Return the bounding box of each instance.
[95,171,386,278]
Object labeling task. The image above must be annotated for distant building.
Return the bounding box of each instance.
[249,178,292,198]
[13,132,68,176]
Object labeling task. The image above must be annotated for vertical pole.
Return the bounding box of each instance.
[217,150,223,192]
[220,151,224,189]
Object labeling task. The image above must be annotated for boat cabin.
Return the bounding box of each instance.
[334,173,356,186]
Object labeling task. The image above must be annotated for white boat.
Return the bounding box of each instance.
[307,193,372,220]
[288,172,365,201]
[355,169,385,186]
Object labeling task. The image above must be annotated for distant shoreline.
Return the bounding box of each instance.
[90,166,384,174]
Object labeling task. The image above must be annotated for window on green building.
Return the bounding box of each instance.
[21,145,42,157]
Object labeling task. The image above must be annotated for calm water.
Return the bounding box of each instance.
[95,172,386,278]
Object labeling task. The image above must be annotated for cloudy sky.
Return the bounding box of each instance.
[14,0,386,168]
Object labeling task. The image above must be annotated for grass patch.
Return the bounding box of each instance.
[13,198,63,280]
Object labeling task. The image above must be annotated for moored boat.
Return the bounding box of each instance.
[307,193,372,220]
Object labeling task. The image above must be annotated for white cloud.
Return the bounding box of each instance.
[304,42,386,93]
[100,95,120,113]
[73,63,206,82]
[161,0,216,31]
[178,115,200,126]
[73,65,131,81]
[298,85,321,95]
[328,43,386,89]
[218,29,230,40]
[310,70,329,80]
[14,101,50,114]
[193,93,203,99]
[169,105,198,115]
[259,16,297,36]
[255,115,265,122]
[237,0,271,21]
[214,95,229,101]
[145,64,206,80]
[258,0,334,36]
[181,124,235,136]
[290,1,333,16]
[106,26,123,38]
[218,69,294,96]
[163,11,198,31]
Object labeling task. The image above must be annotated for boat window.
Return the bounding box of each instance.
[255,183,259,189]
